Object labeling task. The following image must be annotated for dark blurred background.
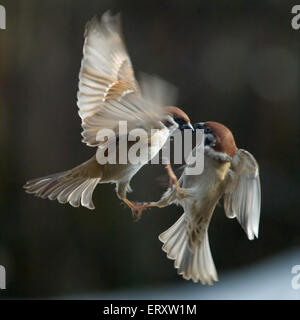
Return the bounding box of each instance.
[0,0,299,298]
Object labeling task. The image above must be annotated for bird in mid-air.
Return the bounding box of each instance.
[23,12,193,219]
[147,121,261,284]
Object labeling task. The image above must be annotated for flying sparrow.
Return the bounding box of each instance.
[23,12,193,220]
[147,121,261,283]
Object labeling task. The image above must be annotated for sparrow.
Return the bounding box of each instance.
[23,12,193,219]
[147,121,261,284]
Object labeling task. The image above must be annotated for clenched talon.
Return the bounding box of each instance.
[130,202,151,221]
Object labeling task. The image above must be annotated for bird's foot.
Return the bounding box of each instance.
[129,202,150,222]
[122,198,150,221]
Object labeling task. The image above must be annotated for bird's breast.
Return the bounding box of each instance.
[181,155,231,219]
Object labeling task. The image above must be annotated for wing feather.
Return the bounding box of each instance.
[77,12,175,147]
[224,149,261,240]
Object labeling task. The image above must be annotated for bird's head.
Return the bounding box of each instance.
[164,106,194,131]
[195,121,237,158]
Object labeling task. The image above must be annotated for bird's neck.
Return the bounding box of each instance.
[204,146,232,163]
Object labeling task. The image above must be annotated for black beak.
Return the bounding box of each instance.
[194,122,205,130]
[181,123,194,131]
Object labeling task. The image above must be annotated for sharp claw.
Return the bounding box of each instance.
[129,202,151,222]
[132,211,141,222]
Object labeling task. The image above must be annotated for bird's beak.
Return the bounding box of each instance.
[194,122,205,130]
[181,122,194,131]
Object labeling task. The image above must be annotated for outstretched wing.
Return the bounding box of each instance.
[78,12,138,120]
[77,12,174,147]
[224,149,261,240]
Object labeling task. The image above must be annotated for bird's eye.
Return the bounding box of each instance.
[163,119,174,128]
[204,127,211,134]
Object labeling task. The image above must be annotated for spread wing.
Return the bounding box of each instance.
[224,149,261,240]
[77,12,175,147]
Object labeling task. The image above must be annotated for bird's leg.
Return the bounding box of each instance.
[117,182,148,221]
[163,163,190,199]
[143,197,171,209]
[164,163,180,191]
[142,164,186,211]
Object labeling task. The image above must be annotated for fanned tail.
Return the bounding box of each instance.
[159,213,218,284]
[23,157,102,209]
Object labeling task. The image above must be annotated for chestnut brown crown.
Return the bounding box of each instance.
[205,121,237,157]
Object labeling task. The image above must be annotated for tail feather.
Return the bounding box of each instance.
[24,161,101,209]
[159,213,218,284]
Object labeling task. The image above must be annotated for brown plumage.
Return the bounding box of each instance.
[145,121,261,284]
[205,121,237,157]
[24,12,192,219]
[165,106,191,124]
